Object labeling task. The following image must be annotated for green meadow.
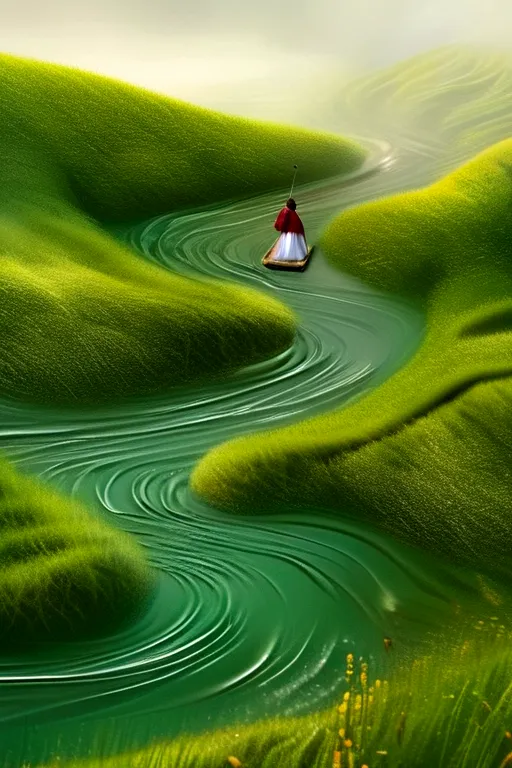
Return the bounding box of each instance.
[0,53,365,406]
[191,137,512,581]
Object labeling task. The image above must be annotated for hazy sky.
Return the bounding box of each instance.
[1,0,511,106]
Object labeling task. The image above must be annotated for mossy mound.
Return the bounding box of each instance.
[0,203,298,402]
[0,54,365,404]
[0,53,366,222]
[0,460,153,645]
[191,138,512,580]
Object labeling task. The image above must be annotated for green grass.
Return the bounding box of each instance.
[191,138,512,581]
[38,712,336,768]
[0,458,153,645]
[36,622,512,768]
[0,53,366,405]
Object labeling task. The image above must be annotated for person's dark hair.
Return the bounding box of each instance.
[286,198,297,210]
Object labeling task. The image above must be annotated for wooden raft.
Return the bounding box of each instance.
[262,241,315,272]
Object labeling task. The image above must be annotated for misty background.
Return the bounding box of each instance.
[0,0,510,121]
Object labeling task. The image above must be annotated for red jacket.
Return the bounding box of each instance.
[274,206,305,235]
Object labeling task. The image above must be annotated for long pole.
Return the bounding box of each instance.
[289,164,298,197]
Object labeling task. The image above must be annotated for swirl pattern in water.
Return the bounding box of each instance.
[1,46,512,766]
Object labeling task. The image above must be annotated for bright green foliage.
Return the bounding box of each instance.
[0,459,153,645]
[0,54,365,404]
[191,138,512,580]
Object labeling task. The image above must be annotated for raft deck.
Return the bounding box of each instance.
[262,242,315,272]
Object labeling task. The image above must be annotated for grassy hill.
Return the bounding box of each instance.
[0,458,153,645]
[191,138,512,581]
[0,53,366,404]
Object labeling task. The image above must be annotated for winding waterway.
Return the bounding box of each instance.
[1,47,511,766]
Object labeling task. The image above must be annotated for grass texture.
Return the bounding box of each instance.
[191,138,512,581]
[0,458,152,645]
[0,53,365,405]
[37,621,512,768]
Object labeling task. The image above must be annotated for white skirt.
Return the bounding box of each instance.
[273,232,308,262]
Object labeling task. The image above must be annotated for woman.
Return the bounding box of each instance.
[272,198,308,262]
